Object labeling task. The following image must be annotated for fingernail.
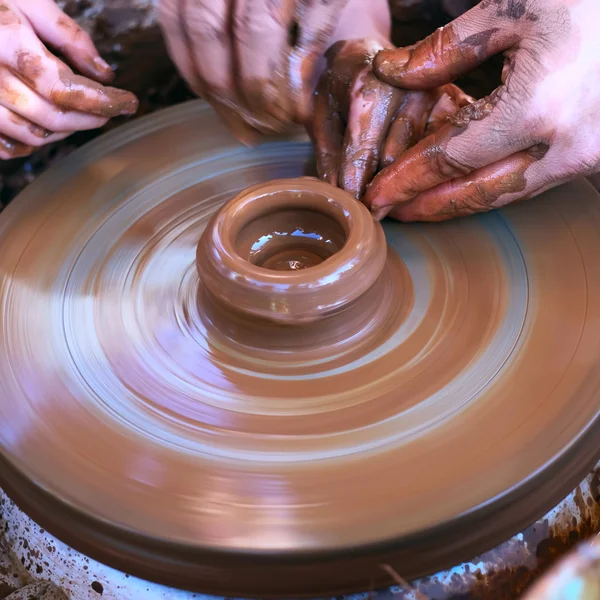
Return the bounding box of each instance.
[374,48,410,80]
[80,53,114,82]
[28,124,53,139]
[118,94,139,116]
[94,56,113,74]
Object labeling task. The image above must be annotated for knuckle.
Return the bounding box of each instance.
[25,126,54,146]
[494,95,524,125]
[187,0,227,43]
[232,5,274,39]
[345,150,378,173]
[157,0,179,25]
[0,146,31,159]
[429,145,471,178]
[465,182,497,210]
[74,26,93,48]
[58,14,85,42]
[426,24,465,69]
[14,44,46,88]
[47,79,63,103]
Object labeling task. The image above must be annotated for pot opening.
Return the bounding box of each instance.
[235,207,347,272]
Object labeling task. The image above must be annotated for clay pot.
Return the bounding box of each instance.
[196,177,386,324]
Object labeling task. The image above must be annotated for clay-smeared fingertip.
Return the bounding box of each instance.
[315,159,339,187]
[92,56,115,83]
[118,94,139,116]
[363,180,382,207]
[73,53,115,84]
[95,71,115,84]
[0,135,33,159]
[94,56,113,73]
[374,49,410,84]
[93,71,115,85]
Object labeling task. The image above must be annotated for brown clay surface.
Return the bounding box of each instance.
[1,101,600,598]
[197,178,388,324]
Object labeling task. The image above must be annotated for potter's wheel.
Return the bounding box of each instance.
[1,101,600,598]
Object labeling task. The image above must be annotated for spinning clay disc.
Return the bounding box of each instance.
[1,101,600,598]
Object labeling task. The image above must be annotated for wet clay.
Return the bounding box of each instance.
[1,102,600,598]
[197,178,387,324]
[237,209,345,270]
[52,68,138,117]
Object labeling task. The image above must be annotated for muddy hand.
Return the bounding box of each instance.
[158,0,351,144]
[311,37,472,200]
[365,0,600,222]
[0,0,138,159]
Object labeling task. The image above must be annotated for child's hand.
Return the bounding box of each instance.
[0,0,138,159]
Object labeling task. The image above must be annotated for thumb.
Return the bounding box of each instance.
[374,8,520,89]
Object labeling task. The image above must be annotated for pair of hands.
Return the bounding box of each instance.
[317,0,600,221]
[162,0,600,222]
[359,0,600,221]
[157,0,464,198]
[158,0,357,144]
[0,0,137,160]
[10,0,600,225]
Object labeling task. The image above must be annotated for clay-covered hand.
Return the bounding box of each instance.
[311,38,473,199]
[0,0,138,160]
[364,0,600,221]
[158,0,353,143]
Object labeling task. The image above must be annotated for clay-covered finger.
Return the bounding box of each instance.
[0,28,137,117]
[0,134,33,159]
[364,95,534,217]
[0,69,108,132]
[18,0,113,83]
[388,149,546,222]
[340,70,403,199]
[0,104,70,146]
[426,85,475,135]
[288,0,350,122]
[47,69,137,117]
[310,71,343,185]
[380,90,435,168]
[373,5,521,90]
[233,0,295,123]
